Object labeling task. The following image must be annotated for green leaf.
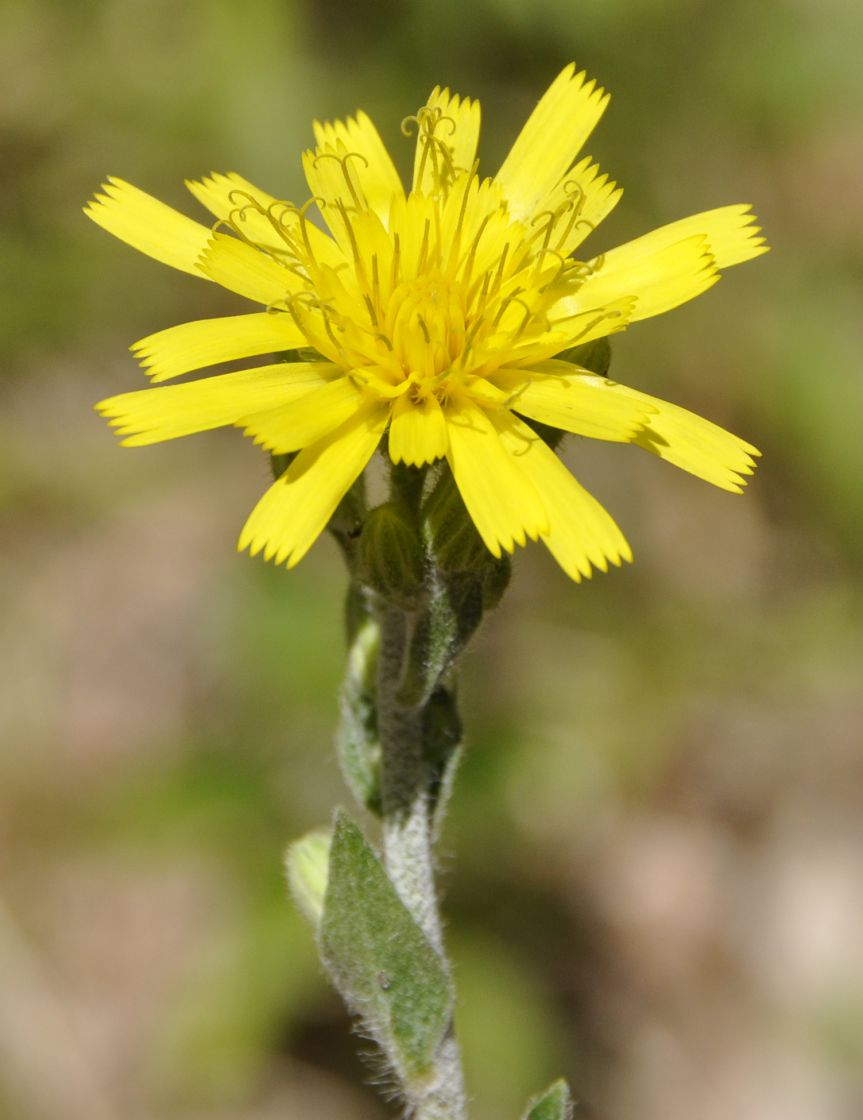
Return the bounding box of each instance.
[320,812,453,1079]
[523,1078,575,1120]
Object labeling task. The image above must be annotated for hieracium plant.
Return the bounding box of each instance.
[86,64,767,1119]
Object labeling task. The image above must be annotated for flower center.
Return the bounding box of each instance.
[385,274,465,384]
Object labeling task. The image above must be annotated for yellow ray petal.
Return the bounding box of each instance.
[558,236,719,325]
[97,362,338,446]
[610,383,760,491]
[312,112,404,225]
[187,171,345,268]
[187,172,284,250]
[132,312,308,382]
[238,404,389,568]
[535,156,623,256]
[302,148,359,249]
[387,191,440,280]
[388,392,449,466]
[84,178,213,278]
[444,396,548,556]
[238,377,364,453]
[197,232,298,305]
[494,412,631,581]
[513,294,636,363]
[607,204,769,271]
[413,86,481,195]
[496,64,610,222]
[412,171,509,286]
[492,360,653,441]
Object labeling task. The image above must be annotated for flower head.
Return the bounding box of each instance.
[86,64,767,581]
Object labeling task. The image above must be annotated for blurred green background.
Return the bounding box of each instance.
[2,1,862,1117]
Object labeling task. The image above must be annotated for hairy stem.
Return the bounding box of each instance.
[376,603,467,1120]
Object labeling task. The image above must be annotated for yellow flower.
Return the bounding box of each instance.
[86,64,767,581]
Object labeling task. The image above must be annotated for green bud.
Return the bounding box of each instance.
[357,502,425,607]
[422,686,464,832]
[423,470,485,575]
[422,685,463,772]
[286,829,332,931]
[423,471,512,610]
[557,335,612,377]
[478,550,511,611]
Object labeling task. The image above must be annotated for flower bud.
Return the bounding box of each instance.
[357,502,425,607]
[422,471,486,575]
[422,471,511,610]
[286,829,332,931]
[557,335,612,377]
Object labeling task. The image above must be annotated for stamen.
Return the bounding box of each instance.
[363,293,379,328]
[565,253,606,287]
[467,268,493,317]
[209,214,293,269]
[347,370,371,391]
[546,306,622,340]
[501,296,533,341]
[312,150,367,211]
[400,114,421,138]
[445,164,478,272]
[492,291,532,338]
[457,209,497,291]
[457,310,490,370]
[370,252,381,309]
[294,197,329,269]
[554,181,590,249]
[281,290,347,361]
[528,208,561,255]
[431,109,456,138]
[210,200,312,278]
[317,301,347,353]
[570,216,596,242]
[499,380,532,410]
[347,369,410,399]
[259,206,302,257]
[563,179,586,203]
[224,189,265,223]
[390,233,402,291]
[278,289,316,335]
[334,199,367,287]
[490,241,511,296]
[416,217,432,275]
[409,105,457,194]
[340,151,369,210]
[222,193,303,261]
[491,285,524,328]
[532,247,568,292]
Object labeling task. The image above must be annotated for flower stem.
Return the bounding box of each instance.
[376,603,467,1120]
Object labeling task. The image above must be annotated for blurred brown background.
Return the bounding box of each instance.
[2,1,862,1118]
